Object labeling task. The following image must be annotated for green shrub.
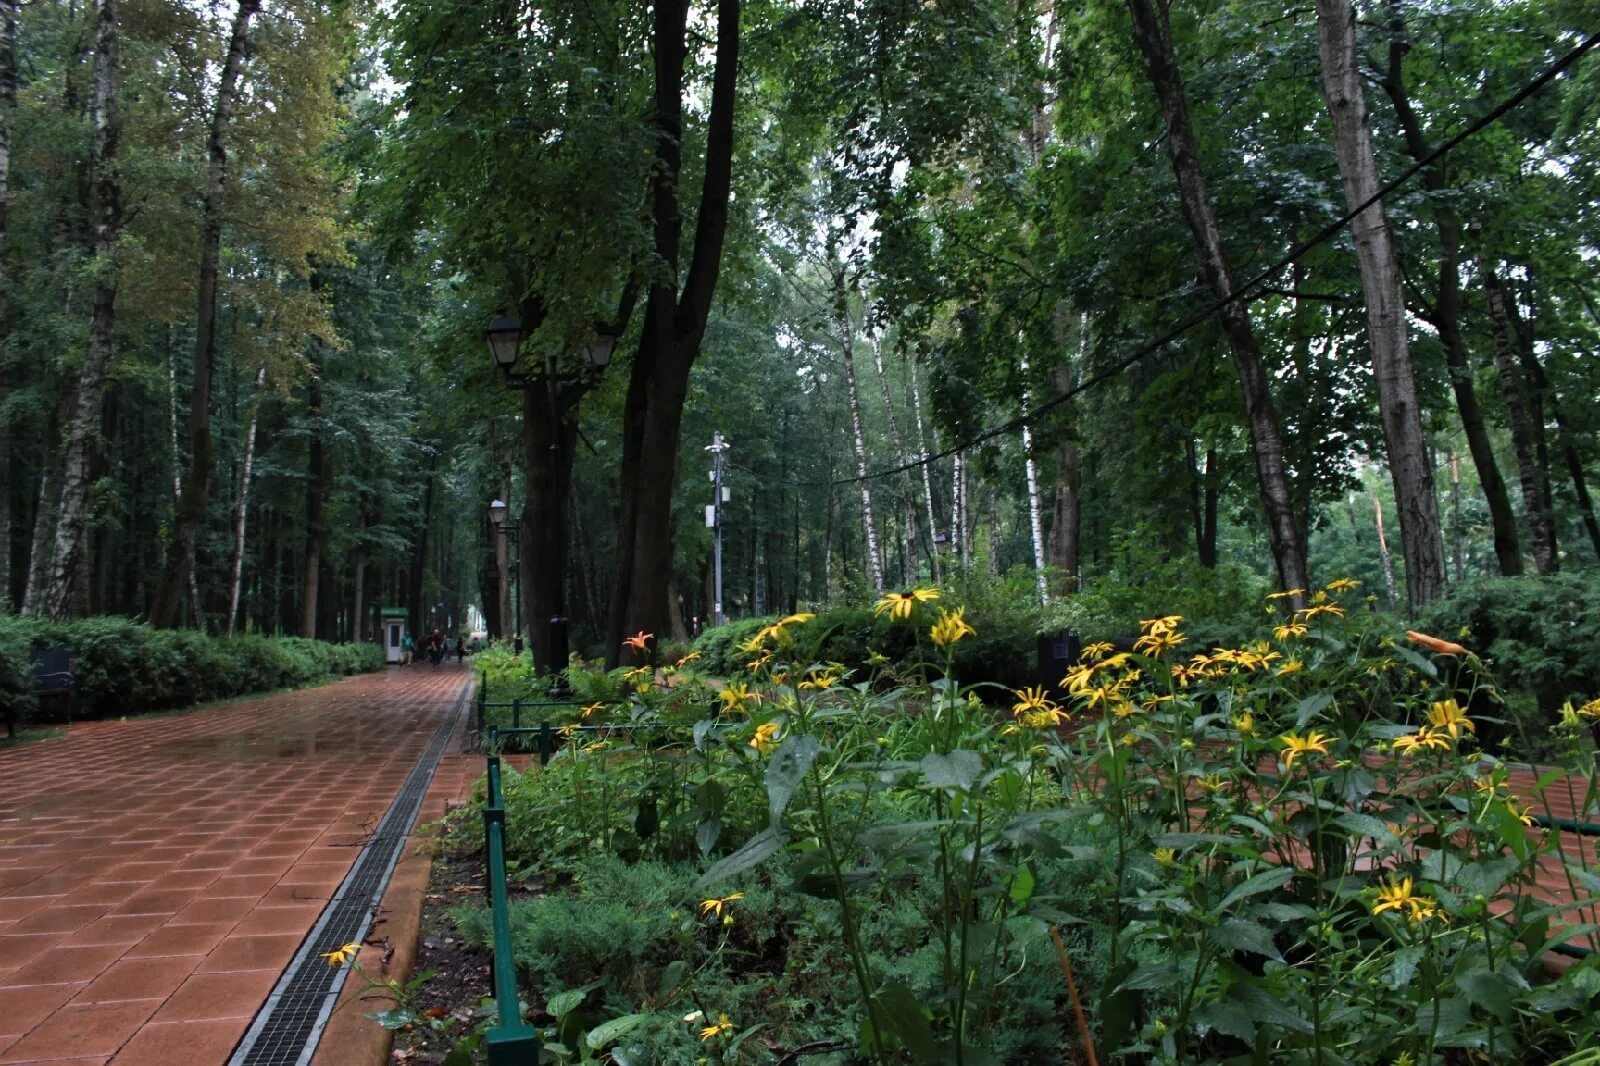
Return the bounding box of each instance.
[692,615,779,674]
[0,615,384,725]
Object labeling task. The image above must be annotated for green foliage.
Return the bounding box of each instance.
[692,616,781,676]
[0,615,382,725]
[1416,570,1600,714]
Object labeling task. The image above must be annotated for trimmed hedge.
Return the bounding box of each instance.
[0,615,384,729]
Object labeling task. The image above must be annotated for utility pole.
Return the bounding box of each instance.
[706,433,730,627]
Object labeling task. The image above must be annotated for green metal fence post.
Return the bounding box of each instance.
[483,791,539,1063]
[538,722,553,766]
[477,678,486,736]
[512,698,521,730]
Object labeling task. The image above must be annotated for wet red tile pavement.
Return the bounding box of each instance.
[0,664,473,1065]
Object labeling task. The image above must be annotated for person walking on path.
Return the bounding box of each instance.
[401,631,415,666]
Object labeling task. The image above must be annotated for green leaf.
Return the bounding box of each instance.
[1387,945,1423,990]
[766,734,821,824]
[919,749,984,792]
[657,961,687,1000]
[1217,865,1295,911]
[695,828,784,891]
[1209,918,1282,960]
[546,981,600,1019]
[1193,998,1255,1041]
[696,817,722,857]
[870,982,938,1060]
[585,1013,654,1050]
[1008,865,1036,905]
[1294,692,1333,728]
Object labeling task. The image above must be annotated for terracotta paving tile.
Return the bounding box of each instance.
[121,922,235,960]
[0,982,86,1040]
[88,863,167,885]
[57,883,144,908]
[0,933,69,972]
[223,856,296,879]
[0,998,161,1062]
[148,970,278,1023]
[256,884,330,908]
[225,905,322,938]
[73,956,202,1005]
[71,915,170,947]
[109,1016,250,1066]
[194,933,303,974]
[0,896,63,923]
[8,904,112,937]
[5,943,128,986]
[275,862,352,888]
[108,890,202,917]
[203,874,283,899]
[166,897,258,926]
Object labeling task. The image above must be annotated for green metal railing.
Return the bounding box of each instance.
[483,753,539,1063]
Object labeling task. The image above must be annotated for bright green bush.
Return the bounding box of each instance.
[0,615,384,725]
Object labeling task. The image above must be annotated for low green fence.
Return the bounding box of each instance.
[482,752,540,1064]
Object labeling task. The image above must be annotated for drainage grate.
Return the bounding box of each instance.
[229,680,470,1066]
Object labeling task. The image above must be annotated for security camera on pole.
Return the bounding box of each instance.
[705,433,730,628]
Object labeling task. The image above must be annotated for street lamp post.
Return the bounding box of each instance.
[484,312,618,687]
[487,498,522,654]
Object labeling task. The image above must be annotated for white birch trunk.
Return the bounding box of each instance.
[869,332,920,586]
[225,365,266,636]
[40,0,120,621]
[908,360,941,584]
[837,283,883,592]
[1018,352,1049,603]
[1373,494,1398,612]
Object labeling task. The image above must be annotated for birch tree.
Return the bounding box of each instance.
[1315,0,1446,608]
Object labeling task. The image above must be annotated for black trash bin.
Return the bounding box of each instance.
[1037,630,1082,698]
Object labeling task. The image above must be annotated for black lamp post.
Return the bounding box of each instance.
[483,311,619,688]
[487,497,522,654]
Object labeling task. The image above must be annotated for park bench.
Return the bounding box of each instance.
[10,645,77,738]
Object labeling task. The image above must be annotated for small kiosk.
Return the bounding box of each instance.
[380,607,408,664]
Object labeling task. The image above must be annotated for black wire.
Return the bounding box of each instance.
[770,27,1600,491]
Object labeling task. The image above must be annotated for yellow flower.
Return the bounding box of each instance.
[675,650,702,667]
[1273,622,1308,641]
[1081,641,1115,661]
[1296,603,1346,621]
[1012,686,1057,717]
[1133,629,1184,657]
[1371,875,1437,922]
[623,666,651,682]
[1139,615,1184,635]
[929,607,976,647]
[779,612,816,627]
[1266,588,1306,601]
[320,941,362,967]
[1392,728,1450,754]
[1425,699,1474,740]
[1152,847,1177,867]
[699,1013,734,1041]
[750,722,781,755]
[1279,730,1331,769]
[1406,630,1469,656]
[622,630,654,652]
[1234,712,1255,735]
[699,892,744,917]
[719,682,759,713]
[558,722,579,738]
[1325,578,1360,592]
[874,587,940,620]
[1275,659,1304,677]
[1198,773,1227,794]
[867,649,890,667]
[581,702,604,719]
[1119,731,1138,748]
[1578,698,1600,720]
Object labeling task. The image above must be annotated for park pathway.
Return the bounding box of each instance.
[0,664,472,1066]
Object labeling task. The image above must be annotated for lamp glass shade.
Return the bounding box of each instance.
[488,498,508,527]
[485,313,522,369]
[584,330,619,369]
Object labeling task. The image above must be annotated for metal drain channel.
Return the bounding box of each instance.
[228,679,470,1066]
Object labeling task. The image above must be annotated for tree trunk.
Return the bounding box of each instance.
[837,275,883,593]
[1125,0,1308,600]
[0,0,15,608]
[225,365,266,635]
[1373,494,1398,611]
[300,350,328,636]
[1018,353,1049,602]
[908,358,942,584]
[351,509,367,645]
[407,478,433,642]
[606,0,740,663]
[150,0,259,628]
[1483,268,1557,573]
[521,379,580,673]
[40,0,120,621]
[869,333,921,585]
[1380,8,1521,576]
[1315,0,1446,610]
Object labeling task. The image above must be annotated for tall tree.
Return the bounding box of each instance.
[606,0,741,658]
[1378,0,1522,578]
[37,0,120,620]
[1314,0,1446,609]
[0,0,15,608]
[1123,0,1309,599]
[149,0,261,628]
